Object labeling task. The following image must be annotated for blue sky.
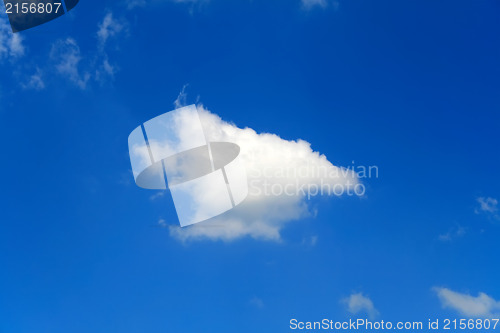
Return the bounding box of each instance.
[1,0,500,332]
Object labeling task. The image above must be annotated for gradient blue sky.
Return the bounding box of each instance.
[1,1,500,332]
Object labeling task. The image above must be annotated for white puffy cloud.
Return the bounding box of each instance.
[167,105,360,242]
[434,287,500,318]
[342,293,379,319]
[0,16,24,61]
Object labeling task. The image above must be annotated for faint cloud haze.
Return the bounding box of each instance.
[302,0,328,9]
[249,297,264,308]
[22,67,45,90]
[174,84,189,109]
[438,225,466,242]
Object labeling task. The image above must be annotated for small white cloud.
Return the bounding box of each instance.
[342,293,379,319]
[438,225,466,242]
[434,287,500,318]
[158,218,167,227]
[476,197,498,214]
[249,296,264,308]
[150,191,165,201]
[0,17,25,61]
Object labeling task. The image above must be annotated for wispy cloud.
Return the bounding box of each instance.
[95,12,126,83]
[302,0,328,9]
[48,12,127,89]
[0,16,25,61]
[438,225,466,242]
[51,38,90,89]
[434,287,500,318]
[476,197,498,220]
[158,218,167,227]
[95,55,119,82]
[342,293,379,319]
[301,0,339,10]
[302,235,318,246]
[126,0,208,13]
[173,84,189,109]
[97,13,125,48]
[126,0,146,10]
[22,67,45,90]
[150,191,165,201]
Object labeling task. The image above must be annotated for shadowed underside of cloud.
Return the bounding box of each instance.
[434,287,500,318]
[168,105,359,242]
